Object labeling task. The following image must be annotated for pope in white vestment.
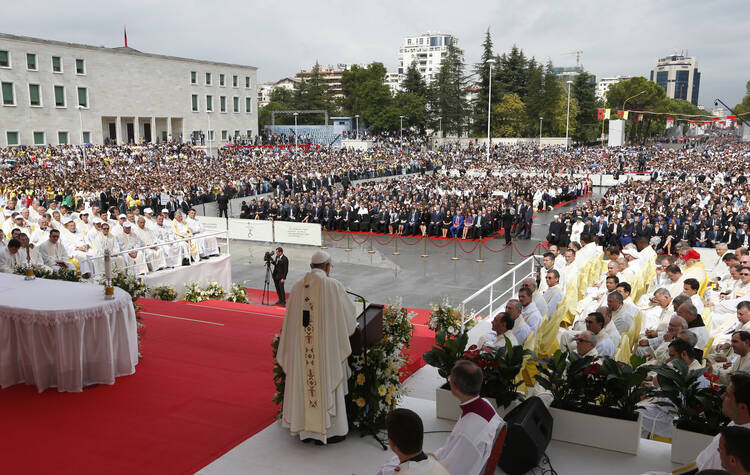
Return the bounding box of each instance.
[134,218,167,272]
[277,251,357,444]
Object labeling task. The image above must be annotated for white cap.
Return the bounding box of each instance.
[118,214,127,219]
[144,208,153,214]
[80,209,90,215]
[623,248,639,258]
[310,250,331,265]
[553,214,559,219]
[122,222,132,228]
[3,210,11,216]
[61,217,73,225]
[161,208,169,214]
[93,217,103,224]
[14,214,24,220]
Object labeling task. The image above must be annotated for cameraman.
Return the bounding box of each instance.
[272,247,288,307]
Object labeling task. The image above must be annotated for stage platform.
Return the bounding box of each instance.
[141,254,232,299]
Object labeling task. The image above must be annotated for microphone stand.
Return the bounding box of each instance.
[346,289,387,451]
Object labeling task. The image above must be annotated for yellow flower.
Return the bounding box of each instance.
[385,394,392,406]
[355,397,366,408]
[388,384,396,395]
[356,373,365,385]
[378,385,387,396]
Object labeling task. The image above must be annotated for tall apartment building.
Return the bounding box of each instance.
[397,33,454,85]
[596,76,631,101]
[295,64,358,99]
[650,53,700,105]
[0,32,258,146]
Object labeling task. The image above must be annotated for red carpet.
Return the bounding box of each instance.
[0,295,435,474]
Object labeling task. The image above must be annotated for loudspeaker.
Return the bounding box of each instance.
[498,396,553,475]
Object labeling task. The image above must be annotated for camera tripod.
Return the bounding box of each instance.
[261,260,273,306]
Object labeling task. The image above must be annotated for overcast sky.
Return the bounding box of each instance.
[3,0,749,109]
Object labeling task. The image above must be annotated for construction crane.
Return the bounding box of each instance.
[562,50,583,69]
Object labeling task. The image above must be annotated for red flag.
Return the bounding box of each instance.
[124,27,128,47]
[689,121,695,124]
[617,110,623,118]
[597,108,604,120]
[666,117,673,121]
[727,115,737,120]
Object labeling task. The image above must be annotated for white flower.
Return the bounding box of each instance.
[448,326,455,335]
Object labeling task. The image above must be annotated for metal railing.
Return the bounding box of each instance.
[459,255,537,328]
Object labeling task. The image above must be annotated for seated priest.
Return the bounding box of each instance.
[476,312,517,349]
[377,409,449,475]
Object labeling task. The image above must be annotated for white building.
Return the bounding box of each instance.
[397,33,454,85]
[0,32,258,147]
[650,53,701,105]
[596,76,631,101]
[384,72,400,95]
[258,77,299,106]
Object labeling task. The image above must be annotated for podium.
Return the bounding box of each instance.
[349,303,384,355]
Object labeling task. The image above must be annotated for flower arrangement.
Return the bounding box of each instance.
[346,301,414,430]
[460,338,533,409]
[150,285,177,301]
[99,270,148,358]
[423,328,469,381]
[652,359,729,435]
[203,281,227,300]
[226,283,248,303]
[270,334,285,417]
[184,282,208,302]
[428,299,476,336]
[14,265,81,282]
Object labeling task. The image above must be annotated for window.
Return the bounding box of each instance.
[205,72,211,85]
[232,75,238,87]
[27,53,37,70]
[245,76,250,88]
[6,132,19,146]
[1,82,14,105]
[52,56,62,73]
[246,130,252,137]
[58,131,69,145]
[233,96,239,112]
[191,71,197,84]
[29,84,41,106]
[77,87,88,107]
[75,59,85,74]
[245,97,252,113]
[220,74,225,86]
[54,85,65,107]
[33,131,45,145]
[82,131,91,143]
[191,94,198,111]
[234,130,239,137]
[0,50,9,67]
[221,130,227,140]
[220,96,226,112]
[206,95,213,112]
[208,130,214,141]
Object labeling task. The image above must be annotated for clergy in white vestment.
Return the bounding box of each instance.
[543,270,564,318]
[708,243,731,283]
[537,253,556,293]
[171,211,197,260]
[476,312,518,349]
[433,360,503,475]
[681,249,707,285]
[506,299,531,346]
[518,287,542,333]
[677,302,710,351]
[153,215,189,267]
[186,209,219,258]
[134,217,167,272]
[116,222,149,275]
[608,292,637,334]
[38,229,71,271]
[11,214,32,239]
[75,209,92,234]
[561,312,616,357]
[0,238,25,272]
[17,233,47,270]
[277,250,357,444]
[376,409,450,475]
[60,218,94,278]
[521,277,548,319]
[90,223,125,275]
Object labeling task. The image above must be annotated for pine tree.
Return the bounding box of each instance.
[401,61,427,98]
[541,61,563,135]
[429,42,468,136]
[571,72,598,143]
[471,28,499,136]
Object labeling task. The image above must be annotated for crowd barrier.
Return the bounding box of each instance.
[196,216,322,246]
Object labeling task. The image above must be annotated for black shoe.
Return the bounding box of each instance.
[81,272,91,279]
[326,435,346,444]
[182,258,190,266]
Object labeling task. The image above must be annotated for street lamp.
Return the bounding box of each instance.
[539,116,543,143]
[399,115,404,150]
[565,80,573,149]
[77,105,87,172]
[293,112,299,150]
[622,90,646,112]
[438,117,442,138]
[486,58,496,160]
[206,111,212,157]
[354,114,359,140]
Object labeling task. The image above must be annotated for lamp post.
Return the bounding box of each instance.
[399,115,404,150]
[565,80,573,149]
[354,114,359,140]
[294,112,299,150]
[486,58,496,160]
[622,90,646,113]
[206,111,212,157]
[438,117,442,138]
[77,105,87,172]
[539,116,543,143]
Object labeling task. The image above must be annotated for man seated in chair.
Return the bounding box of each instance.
[433,360,503,475]
[476,312,517,349]
[377,409,449,475]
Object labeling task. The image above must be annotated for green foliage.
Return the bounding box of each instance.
[652,359,729,435]
[598,355,652,418]
[423,329,469,380]
[341,62,396,132]
[493,93,526,137]
[226,283,248,303]
[15,265,81,282]
[394,92,427,134]
[572,72,600,143]
[402,61,428,98]
[462,338,532,408]
[271,334,285,414]
[735,80,750,117]
[471,29,500,136]
[150,285,177,301]
[428,43,468,136]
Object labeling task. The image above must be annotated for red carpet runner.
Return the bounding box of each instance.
[0,295,435,474]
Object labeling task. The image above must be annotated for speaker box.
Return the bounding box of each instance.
[498,397,553,475]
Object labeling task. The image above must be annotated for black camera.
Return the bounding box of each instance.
[264,250,274,263]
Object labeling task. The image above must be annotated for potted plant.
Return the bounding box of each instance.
[535,350,650,454]
[423,329,469,420]
[652,360,729,464]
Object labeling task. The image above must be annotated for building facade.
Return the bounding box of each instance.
[397,33,454,85]
[295,64,356,99]
[596,76,631,101]
[650,54,700,105]
[258,77,299,107]
[0,33,258,147]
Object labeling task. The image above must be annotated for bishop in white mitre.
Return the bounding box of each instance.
[116,222,149,275]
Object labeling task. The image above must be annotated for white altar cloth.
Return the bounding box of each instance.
[0,273,139,392]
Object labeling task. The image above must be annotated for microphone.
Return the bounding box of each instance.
[346,288,366,303]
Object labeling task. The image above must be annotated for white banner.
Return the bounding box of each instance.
[228,219,274,242]
[274,221,322,246]
[198,216,228,233]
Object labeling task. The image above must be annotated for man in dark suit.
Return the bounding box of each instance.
[272,247,289,307]
[547,214,562,245]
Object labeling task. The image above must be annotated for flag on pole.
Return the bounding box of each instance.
[604,108,611,119]
[727,115,737,120]
[617,110,623,118]
[638,114,644,121]
[597,108,604,120]
[666,117,674,127]
[623,111,629,120]
[124,26,128,47]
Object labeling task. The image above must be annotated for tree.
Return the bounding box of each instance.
[341,62,395,131]
[401,61,427,98]
[471,28,500,136]
[549,94,579,137]
[493,93,526,137]
[523,59,545,136]
[394,92,427,133]
[496,45,527,98]
[293,62,335,124]
[428,42,468,136]
[541,62,563,135]
[571,72,599,143]
[733,80,750,118]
